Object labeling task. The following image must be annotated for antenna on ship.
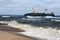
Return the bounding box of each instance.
[32,7,35,13]
[44,8,48,13]
[32,7,34,11]
[32,7,38,14]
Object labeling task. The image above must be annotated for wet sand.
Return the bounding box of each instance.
[0,23,36,40]
[0,31,36,40]
[0,24,25,32]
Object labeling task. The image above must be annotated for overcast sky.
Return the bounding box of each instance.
[0,0,60,15]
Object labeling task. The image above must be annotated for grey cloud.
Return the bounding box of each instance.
[0,0,60,15]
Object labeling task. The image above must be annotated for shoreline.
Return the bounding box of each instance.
[0,23,39,40]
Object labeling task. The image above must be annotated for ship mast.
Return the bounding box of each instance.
[44,8,48,13]
[32,7,38,14]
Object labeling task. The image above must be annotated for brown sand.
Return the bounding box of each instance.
[0,23,36,40]
[0,24,25,32]
[0,23,47,40]
[0,31,36,40]
[0,23,37,40]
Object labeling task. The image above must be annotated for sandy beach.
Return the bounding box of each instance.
[0,25,25,32]
[0,23,36,40]
[1,21,60,40]
[0,31,36,40]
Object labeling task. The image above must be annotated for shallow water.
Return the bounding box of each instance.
[8,21,60,40]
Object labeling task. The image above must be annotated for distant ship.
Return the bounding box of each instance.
[24,8,55,18]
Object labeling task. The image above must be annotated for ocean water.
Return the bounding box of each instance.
[8,21,60,40]
[0,8,60,39]
[0,20,60,40]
